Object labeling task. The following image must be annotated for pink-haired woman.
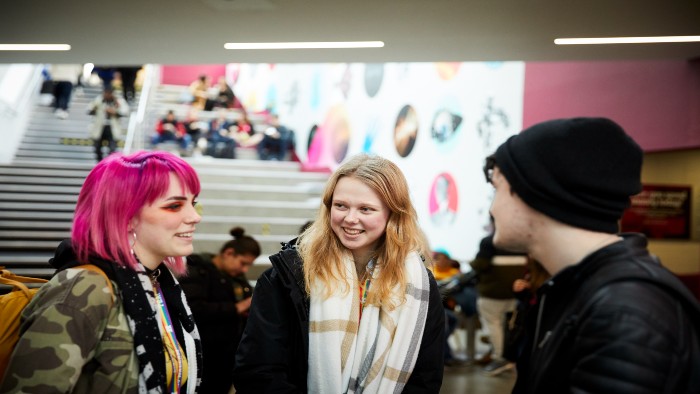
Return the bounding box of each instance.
[1,151,203,394]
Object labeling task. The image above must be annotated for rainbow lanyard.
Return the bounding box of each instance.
[360,278,371,306]
[359,259,376,320]
[154,283,184,394]
[359,279,371,321]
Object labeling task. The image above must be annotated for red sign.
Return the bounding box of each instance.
[621,184,691,239]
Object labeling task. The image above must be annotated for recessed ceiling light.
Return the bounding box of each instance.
[224,41,384,50]
[0,44,71,51]
[554,36,700,45]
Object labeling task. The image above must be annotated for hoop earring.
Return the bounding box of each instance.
[130,231,137,256]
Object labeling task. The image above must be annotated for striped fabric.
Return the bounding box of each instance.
[308,252,430,393]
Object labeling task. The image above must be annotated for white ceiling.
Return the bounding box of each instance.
[1,0,699,65]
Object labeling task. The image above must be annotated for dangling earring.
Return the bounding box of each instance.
[129,230,137,256]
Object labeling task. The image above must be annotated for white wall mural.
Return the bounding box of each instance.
[229,61,525,261]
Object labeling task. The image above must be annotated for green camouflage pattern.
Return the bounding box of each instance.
[0,268,139,394]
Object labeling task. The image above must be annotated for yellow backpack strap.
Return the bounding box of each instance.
[0,268,49,299]
[79,264,115,302]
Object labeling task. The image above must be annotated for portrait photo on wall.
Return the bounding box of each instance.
[431,109,462,143]
[429,172,459,226]
[394,105,419,158]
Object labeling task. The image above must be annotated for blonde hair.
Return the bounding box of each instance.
[298,153,430,310]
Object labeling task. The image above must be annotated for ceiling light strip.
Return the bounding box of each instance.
[0,44,71,51]
[224,41,384,50]
[555,36,700,45]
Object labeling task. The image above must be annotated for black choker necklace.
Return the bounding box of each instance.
[149,268,160,286]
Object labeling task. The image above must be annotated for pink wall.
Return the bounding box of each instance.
[523,60,700,152]
[161,65,226,86]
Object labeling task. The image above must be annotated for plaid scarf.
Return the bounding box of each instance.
[308,252,430,393]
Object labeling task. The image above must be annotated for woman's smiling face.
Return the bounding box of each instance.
[131,173,201,269]
[330,176,390,263]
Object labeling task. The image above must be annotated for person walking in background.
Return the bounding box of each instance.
[234,153,444,393]
[485,117,700,393]
[117,66,142,103]
[0,151,203,393]
[180,227,261,394]
[469,229,526,376]
[88,88,129,162]
[49,63,82,119]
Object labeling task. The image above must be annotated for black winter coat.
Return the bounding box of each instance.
[512,233,700,394]
[180,253,252,393]
[233,243,445,393]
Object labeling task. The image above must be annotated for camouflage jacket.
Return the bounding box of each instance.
[0,268,139,394]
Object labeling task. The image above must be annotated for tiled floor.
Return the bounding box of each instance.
[441,361,516,393]
[440,327,516,393]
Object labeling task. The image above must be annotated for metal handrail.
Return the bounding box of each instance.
[123,64,158,154]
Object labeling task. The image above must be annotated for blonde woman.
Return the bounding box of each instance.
[234,153,444,393]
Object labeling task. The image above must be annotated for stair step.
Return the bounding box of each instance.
[0,240,64,249]
[0,230,70,239]
[3,161,94,171]
[186,157,302,172]
[198,199,319,218]
[0,252,54,264]
[199,185,320,201]
[0,211,74,220]
[0,175,85,186]
[0,221,72,230]
[0,193,79,202]
[14,150,96,161]
[198,215,307,236]
[20,143,95,153]
[1,185,81,194]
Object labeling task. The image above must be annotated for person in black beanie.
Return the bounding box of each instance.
[483,117,700,394]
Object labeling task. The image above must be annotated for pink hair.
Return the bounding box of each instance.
[71,151,201,275]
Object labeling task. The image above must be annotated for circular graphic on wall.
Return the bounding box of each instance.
[431,109,463,143]
[306,124,318,154]
[364,63,384,98]
[435,62,461,81]
[307,105,351,167]
[394,105,419,158]
[429,172,459,226]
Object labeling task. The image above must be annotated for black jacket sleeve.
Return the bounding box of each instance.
[403,269,445,393]
[233,268,305,393]
[179,260,238,323]
[567,281,700,394]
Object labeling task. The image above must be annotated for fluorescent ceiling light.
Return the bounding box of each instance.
[0,44,71,51]
[224,41,384,50]
[554,36,700,45]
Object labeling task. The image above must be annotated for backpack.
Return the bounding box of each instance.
[0,265,112,379]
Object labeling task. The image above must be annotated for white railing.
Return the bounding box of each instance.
[0,64,44,164]
[123,64,160,154]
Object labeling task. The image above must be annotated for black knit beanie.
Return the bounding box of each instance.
[494,117,643,233]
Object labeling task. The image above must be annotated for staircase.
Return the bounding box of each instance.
[0,83,328,290]
[13,86,106,165]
